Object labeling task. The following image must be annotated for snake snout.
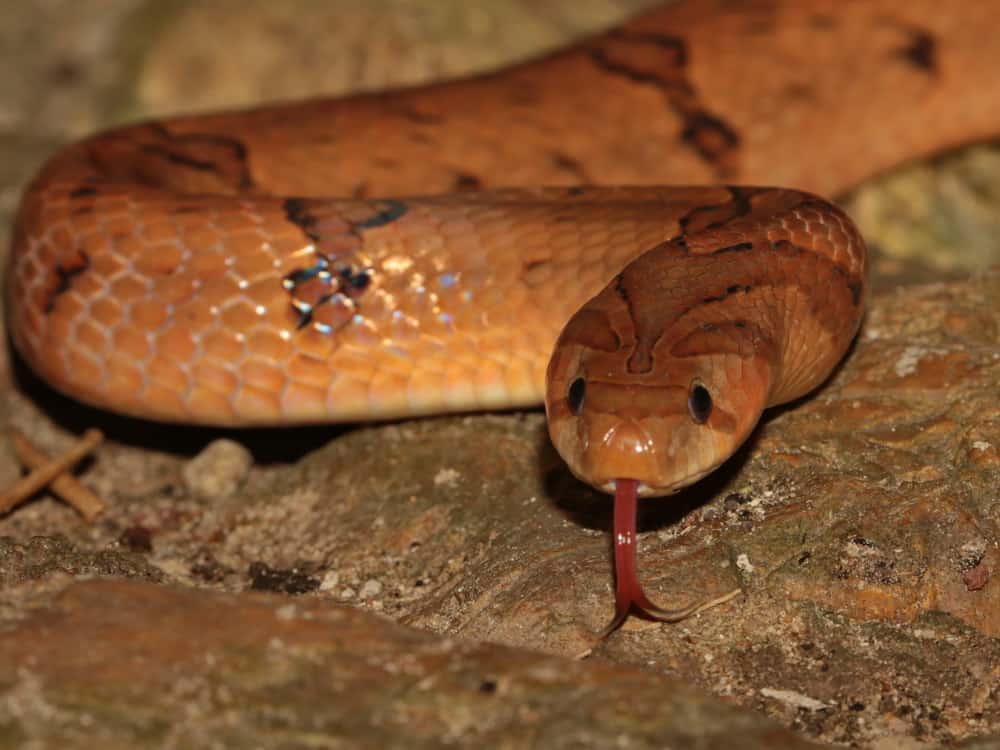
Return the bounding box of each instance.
[583,418,663,490]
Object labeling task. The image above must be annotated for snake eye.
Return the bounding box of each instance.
[688,382,712,424]
[567,377,586,415]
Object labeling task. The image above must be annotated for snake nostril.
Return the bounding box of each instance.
[567,376,586,415]
[688,382,713,423]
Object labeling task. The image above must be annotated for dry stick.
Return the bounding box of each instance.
[0,428,104,517]
[8,429,106,521]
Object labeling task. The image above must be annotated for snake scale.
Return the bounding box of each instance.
[7,0,999,633]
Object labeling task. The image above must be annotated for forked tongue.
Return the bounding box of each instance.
[597,477,736,640]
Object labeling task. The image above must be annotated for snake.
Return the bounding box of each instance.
[6,1,999,635]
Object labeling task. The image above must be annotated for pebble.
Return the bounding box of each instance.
[182,439,253,500]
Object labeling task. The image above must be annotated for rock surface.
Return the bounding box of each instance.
[0,577,823,749]
[0,2,998,749]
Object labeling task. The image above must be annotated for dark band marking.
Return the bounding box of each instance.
[712,242,754,255]
[141,145,215,172]
[142,124,255,190]
[284,197,321,241]
[702,284,752,304]
[397,106,442,125]
[550,151,590,182]
[587,31,741,175]
[847,280,863,307]
[587,41,672,88]
[809,13,836,29]
[679,187,763,234]
[772,240,864,307]
[355,200,408,230]
[69,186,98,199]
[896,28,937,74]
[681,113,741,166]
[616,268,656,375]
[614,274,630,303]
[621,232,864,373]
[610,30,687,64]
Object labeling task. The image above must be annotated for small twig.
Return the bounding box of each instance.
[8,428,106,521]
[0,428,104,518]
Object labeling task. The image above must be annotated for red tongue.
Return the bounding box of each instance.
[598,478,707,639]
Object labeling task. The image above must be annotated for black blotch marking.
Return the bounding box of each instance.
[712,241,754,255]
[897,28,937,73]
[292,308,313,331]
[453,173,483,191]
[568,186,587,196]
[283,199,403,333]
[283,264,325,288]
[69,186,98,199]
[338,265,373,291]
[44,251,90,314]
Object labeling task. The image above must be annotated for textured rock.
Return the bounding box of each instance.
[0,578,821,749]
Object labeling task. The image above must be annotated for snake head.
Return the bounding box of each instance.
[544,248,775,497]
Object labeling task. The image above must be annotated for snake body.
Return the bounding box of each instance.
[7,0,999,632]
